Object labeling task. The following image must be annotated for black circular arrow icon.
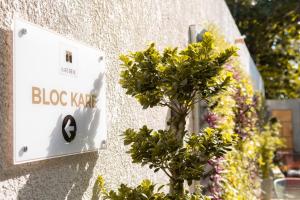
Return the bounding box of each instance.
[62,115,77,143]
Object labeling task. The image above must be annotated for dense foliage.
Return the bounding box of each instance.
[201,28,284,199]
[225,0,300,99]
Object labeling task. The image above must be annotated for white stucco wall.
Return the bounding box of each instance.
[0,0,262,199]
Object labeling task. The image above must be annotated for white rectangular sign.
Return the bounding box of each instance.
[13,19,107,164]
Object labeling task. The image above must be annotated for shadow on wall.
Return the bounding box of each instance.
[17,74,104,200]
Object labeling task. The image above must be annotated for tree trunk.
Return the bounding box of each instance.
[169,110,186,143]
[170,177,184,197]
[168,109,187,197]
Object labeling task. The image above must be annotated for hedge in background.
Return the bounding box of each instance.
[202,27,284,200]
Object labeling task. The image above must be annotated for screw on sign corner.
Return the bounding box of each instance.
[22,146,28,152]
[18,28,27,37]
[98,56,103,63]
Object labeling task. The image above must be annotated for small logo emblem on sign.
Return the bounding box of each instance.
[62,115,77,142]
[65,51,73,63]
[60,46,77,77]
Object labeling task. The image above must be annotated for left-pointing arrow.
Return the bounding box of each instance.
[62,115,77,142]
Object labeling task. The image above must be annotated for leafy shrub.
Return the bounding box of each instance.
[95,26,283,200]
[97,31,237,199]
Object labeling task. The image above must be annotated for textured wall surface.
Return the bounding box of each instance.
[0,0,260,199]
